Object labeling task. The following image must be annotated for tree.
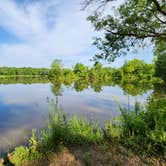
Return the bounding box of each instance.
[63,69,75,85]
[82,0,113,10]
[51,59,63,69]
[90,62,103,80]
[122,59,154,81]
[49,59,63,79]
[74,63,89,80]
[154,40,166,81]
[84,0,166,62]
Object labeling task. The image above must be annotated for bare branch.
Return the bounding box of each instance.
[81,0,113,10]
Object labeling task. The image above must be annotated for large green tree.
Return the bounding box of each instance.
[122,59,154,80]
[49,59,63,79]
[84,0,166,62]
[154,40,166,81]
[51,59,63,69]
[74,63,89,80]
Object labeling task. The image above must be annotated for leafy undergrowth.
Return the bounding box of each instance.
[0,97,166,166]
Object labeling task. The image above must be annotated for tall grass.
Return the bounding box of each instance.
[40,102,103,150]
[105,97,166,159]
[8,102,103,165]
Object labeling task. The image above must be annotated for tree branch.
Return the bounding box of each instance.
[107,31,166,39]
[151,0,166,16]
[81,0,113,10]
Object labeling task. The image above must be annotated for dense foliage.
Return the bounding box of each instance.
[0,59,159,96]
[155,40,166,81]
[86,0,166,61]
[84,0,166,81]
[106,95,166,158]
[0,67,49,77]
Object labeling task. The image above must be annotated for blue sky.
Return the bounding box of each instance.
[0,0,154,68]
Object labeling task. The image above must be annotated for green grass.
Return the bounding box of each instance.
[7,103,103,165]
[40,104,103,150]
[10,130,43,165]
[105,97,166,159]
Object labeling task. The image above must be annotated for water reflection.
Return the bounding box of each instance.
[0,77,164,155]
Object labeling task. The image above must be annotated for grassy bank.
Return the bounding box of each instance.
[0,97,166,166]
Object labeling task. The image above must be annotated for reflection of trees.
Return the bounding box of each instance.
[50,81,63,104]
[120,82,153,96]
[74,79,89,92]
[90,80,103,92]
[50,81,63,97]
[0,73,163,98]
[90,83,103,92]
[74,82,89,92]
[0,76,49,84]
[63,69,75,87]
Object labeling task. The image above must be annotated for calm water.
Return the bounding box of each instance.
[0,82,152,155]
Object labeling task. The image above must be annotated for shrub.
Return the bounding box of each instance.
[10,130,43,165]
[40,105,103,150]
[10,146,29,165]
[105,98,166,159]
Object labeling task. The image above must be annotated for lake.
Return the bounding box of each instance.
[0,80,153,155]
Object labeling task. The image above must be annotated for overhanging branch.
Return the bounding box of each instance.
[107,31,166,39]
[151,0,166,16]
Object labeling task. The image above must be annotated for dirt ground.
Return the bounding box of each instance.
[23,144,166,166]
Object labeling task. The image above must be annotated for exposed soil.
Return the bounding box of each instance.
[11,143,165,166]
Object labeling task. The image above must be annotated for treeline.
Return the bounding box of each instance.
[48,59,158,93]
[48,58,156,82]
[0,67,49,77]
[0,59,157,82]
[0,59,161,95]
[0,59,160,93]
[48,59,162,96]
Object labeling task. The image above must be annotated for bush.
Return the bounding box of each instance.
[10,146,29,165]
[105,98,166,159]
[10,130,43,165]
[40,105,103,150]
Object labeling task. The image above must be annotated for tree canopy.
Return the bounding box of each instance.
[51,59,63,69]
[155,40,166,81]
[84,0,166,62]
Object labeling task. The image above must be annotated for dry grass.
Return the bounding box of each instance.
[23,144,165,166]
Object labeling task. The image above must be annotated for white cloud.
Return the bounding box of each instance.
[0,0,153,67]
[0,0,96,67]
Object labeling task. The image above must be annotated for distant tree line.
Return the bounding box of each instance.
[0,59,161,96]
[0,67,49,77]
[0,59,159,84]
